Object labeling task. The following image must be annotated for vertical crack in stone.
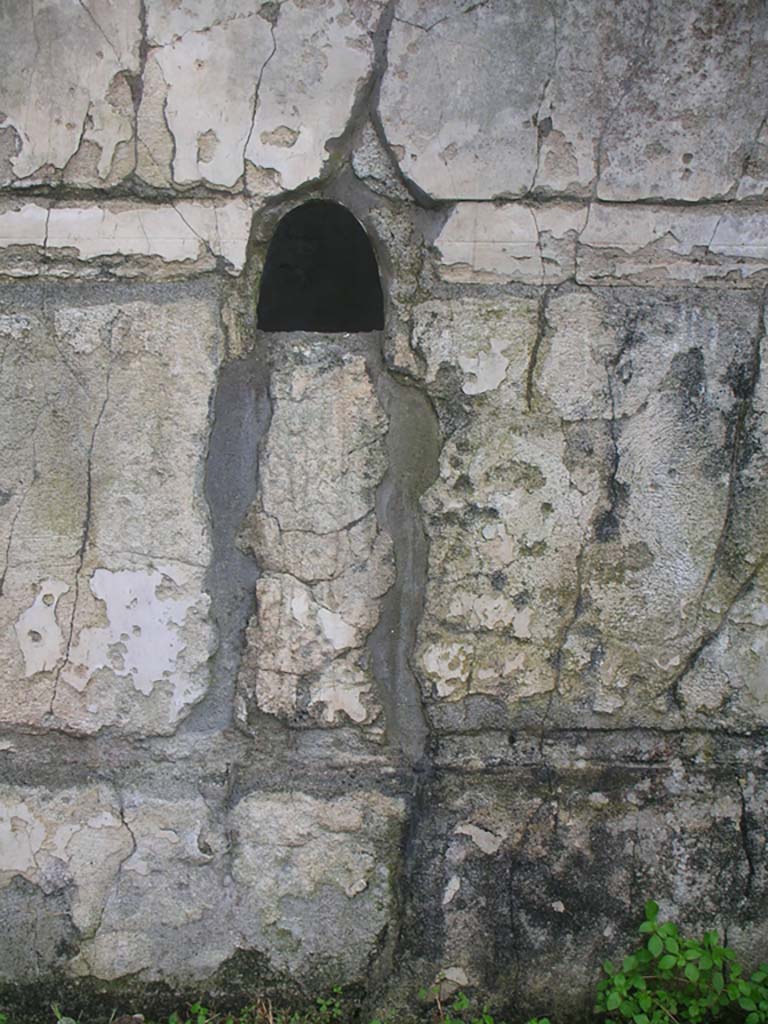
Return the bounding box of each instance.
[525,286,550,410]
[697,292,765,611]
[539,539,587,752]
[49,324,114,718]
[529,0,559,193]
[127,0,148,172]
[594,354,623,542]
[669,554,767,706]
[367,343,441,766]
[0,412,43,600]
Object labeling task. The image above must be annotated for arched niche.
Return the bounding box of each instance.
[257,200,384,333]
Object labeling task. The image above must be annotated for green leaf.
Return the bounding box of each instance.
[644,900,659,921]
[638,922,654,934]
[638,995,652,1012]
[658,955,677,971]
[740,998,758,1012]
[607,992,622,1011]
[623,955,638,973]
[603,960,616,975]
[648,935,663,958]
[746,1014,759,1024]
[665,938,679,955]
[633,1015,649,1024]
[699,955,712,970]
[685,964,700,983]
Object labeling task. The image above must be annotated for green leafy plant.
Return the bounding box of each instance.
[51,1004,77,1024]
[595,899,768,1024]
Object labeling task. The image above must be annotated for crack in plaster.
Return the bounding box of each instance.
[76,0,120,65]
[242,16,279,190]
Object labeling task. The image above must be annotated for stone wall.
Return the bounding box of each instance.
[0,1,767,1021]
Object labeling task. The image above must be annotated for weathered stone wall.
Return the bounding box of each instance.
[0,1,767,1020]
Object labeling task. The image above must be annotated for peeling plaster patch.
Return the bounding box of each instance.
[61,567,201,706]
[231,790,404,971]
[245,0,381,191]
[412,297,539,403]
[14,580,69,676]
[421,642,473,700]
[0,785,132,935]
[435,202,587,284]
[0,1,140,182]
[309,670,370,724]
[152,16,273,187]
[577,204,768,285]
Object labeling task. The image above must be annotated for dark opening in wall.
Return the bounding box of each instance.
[257,200,385,332]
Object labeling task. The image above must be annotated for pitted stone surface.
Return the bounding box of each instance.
[412,290,768,730]
[594,0,768,201]
[381,0,768,203]
[0,288,220,735]
[380,0,555,199]
[237,341,394,729]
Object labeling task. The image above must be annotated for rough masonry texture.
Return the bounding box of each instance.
[0,1,767,1021]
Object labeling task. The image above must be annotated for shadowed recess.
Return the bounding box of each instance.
[257,200,384,332]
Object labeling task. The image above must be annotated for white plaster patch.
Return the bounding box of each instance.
[442,875,461,905]
[0,204,48,247]
[412,298,538,408]
[45,201,251,270]
[421,642,473,699]
[14,579,69,676]
[61,567,196,701]
[0,1,140,181]
[0,785,132,935]
[0,800,45,873]
[454,822,503,855]
[317,608,358,651]
[309,677,368,724]
[458,336,511,396]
